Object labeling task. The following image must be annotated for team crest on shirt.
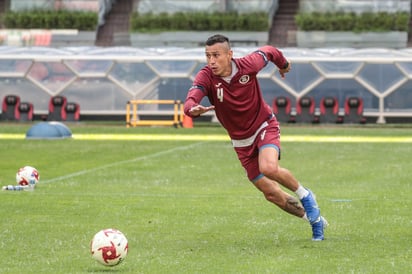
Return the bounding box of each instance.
[239,75,250,84]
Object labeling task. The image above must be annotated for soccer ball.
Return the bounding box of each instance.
[90,228,128,266]
[16,166,40,187]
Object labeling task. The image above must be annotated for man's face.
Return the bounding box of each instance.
[205,42,233,77]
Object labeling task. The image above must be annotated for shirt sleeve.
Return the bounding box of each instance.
[184,85,206,117]
[253,45,288,70]
[184,69,209,117]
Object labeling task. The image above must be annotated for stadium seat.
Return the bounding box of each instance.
[344,97,366,124]
[295,96,317,123]
[65,102,80,121]
[1,95,21,121]
[18,102,34,122]
[47,95,67,121]
[272,96,293,123]
[319,96,342,123]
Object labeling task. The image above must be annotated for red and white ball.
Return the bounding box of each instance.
[16,166,40,187]
[90,228,128,266]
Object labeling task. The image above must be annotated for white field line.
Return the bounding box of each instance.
[41,141,204,184]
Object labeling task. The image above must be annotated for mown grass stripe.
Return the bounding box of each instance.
[1,133,412,142]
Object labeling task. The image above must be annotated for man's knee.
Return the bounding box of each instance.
[259,161,280,179]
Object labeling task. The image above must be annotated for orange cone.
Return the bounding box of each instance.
[182,115,193,128]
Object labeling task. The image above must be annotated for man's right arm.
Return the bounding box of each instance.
[184,70,215,117]
[184,85,215,117]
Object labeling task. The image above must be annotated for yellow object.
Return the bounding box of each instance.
[126,100,184,128]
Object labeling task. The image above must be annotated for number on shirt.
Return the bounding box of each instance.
[217,87,224,102]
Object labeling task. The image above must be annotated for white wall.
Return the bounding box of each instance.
[137,0,278,13]
[10,0,51,10]
[299,0,411,13]
[10,0,99,11]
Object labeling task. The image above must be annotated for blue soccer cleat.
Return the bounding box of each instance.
[300,189,320,224]
[311,216,328,241]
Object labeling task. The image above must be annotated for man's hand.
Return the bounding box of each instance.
[189,105,215,116]
[279,60,291,79]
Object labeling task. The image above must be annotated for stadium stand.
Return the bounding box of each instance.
[1,95,21,121]
[344,97,366,124]
[18,102,34,122]
[47,95,68,121]
[272,96,293,123]
[295,96,317,123]
[65,102,81,121]
[319,96,342,124]
[1,0,412,123]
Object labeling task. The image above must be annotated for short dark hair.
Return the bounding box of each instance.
[205,34,230,47]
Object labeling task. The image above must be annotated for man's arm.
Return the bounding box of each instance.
[184,85,215,117]
[254,45,291,78]
[186,104,215,117]
[184,71,215,117]
[278,60,291,79]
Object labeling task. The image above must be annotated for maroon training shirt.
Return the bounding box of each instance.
[184,45,288,140]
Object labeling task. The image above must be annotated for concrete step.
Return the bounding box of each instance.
[95,0,132,46]
[269,0,299,47]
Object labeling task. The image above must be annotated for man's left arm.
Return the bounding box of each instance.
[255,45,291,78]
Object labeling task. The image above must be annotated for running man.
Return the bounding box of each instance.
[184,34,328,241]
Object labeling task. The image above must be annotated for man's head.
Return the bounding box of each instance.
[205,34,233,77]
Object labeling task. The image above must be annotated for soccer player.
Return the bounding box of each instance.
[184,34,328,241]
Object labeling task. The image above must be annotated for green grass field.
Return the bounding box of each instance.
[1,123,411,274]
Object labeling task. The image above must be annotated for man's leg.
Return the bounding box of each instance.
[254,176,305,218]
[258,146,327,240]
[258,146,300,190]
